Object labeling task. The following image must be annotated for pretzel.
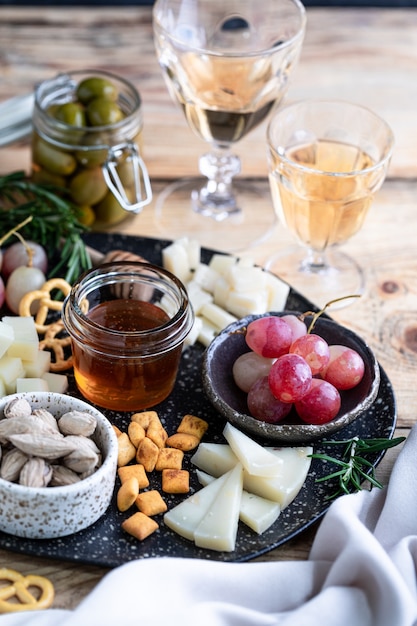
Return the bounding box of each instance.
[19,277,72,334]
[38,320,73,371]
[0,568,54,613]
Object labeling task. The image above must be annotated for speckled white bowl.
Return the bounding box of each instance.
[0,392,118,539]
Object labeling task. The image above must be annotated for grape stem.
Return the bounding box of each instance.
[302,294,361,334]
[310,435,406,499]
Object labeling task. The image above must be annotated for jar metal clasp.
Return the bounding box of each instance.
[102,141,152,214]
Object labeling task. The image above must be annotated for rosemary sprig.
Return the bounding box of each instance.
[310,436,406,499]
[0,171,92,284]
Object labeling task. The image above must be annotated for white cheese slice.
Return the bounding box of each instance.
[196,469,281,535]
[161,242,191,285]
[223,422,283,477]
[191,443,238,477]
[163,471,231,541]
[194,462,243,552]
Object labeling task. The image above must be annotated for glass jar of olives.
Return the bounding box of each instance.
[31,69,152,229]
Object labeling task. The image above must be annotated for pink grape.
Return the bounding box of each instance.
[321,344,365,390]
[0,276,5,309]
[289,333,330,375]
[268,353,312,403]
[295,379,341,424]
[2,241,48,281]
[280,314,307,341]
[232,351,275,393]
[247,376,293,424]
[245,316,293,358]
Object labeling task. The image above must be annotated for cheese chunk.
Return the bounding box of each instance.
[0,356,25,394]
[16,377,49,392]
[3,316,39,362]
[0,322,14,359]
[194,463,243,552]
[223,422,283,477]
[163,470,230,541]
[42,372,69,394]
[196,469,281,535]
[23,350,51,378]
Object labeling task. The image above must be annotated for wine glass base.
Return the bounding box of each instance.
[154,177,277,253]
[265,246,365,310]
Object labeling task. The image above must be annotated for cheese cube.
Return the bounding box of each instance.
[212,275,230,310]
[186,281,213,315]
[23,350,51,378]
[265,273,290,312]
[3,316,39,362]
[162,242,191,284]
[225,290,269,318]
[0,356,25,394]
[42,372,69,394]
[184,316,203,347]
[200,302,237,331]
[0,322,14,359]
[192,263,219,294]
[208,254,236,276]
[16,378,49,392]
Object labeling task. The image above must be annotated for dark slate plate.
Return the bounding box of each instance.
[0,233,397,567]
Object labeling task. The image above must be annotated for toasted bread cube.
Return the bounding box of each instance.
[177,414,209,441]
[136,436,160,472]
[162,468,190,494]
[117,477,139,512]
[131,410,159,430]
[166,432,200,452]
[118,464,149,489]
[146,418,168,449]
[128,421,146,447]
[155,447,184,471]
[122,512,159,541]
[117,432,137,467]
[112,425,123,438]
[135,490,167,516]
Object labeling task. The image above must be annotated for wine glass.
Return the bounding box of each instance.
[265,99,394,307]
[152,0,306,252]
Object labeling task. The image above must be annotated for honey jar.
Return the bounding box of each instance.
[62,262,194,412]
[31,69,152,229]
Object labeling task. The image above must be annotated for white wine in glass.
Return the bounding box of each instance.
[152,0,306,251]
[266,99,395,307]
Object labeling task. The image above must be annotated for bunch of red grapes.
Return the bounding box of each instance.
[232,314,365,426]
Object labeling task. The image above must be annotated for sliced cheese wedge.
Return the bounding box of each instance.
[192,442,313,509]
[223,422,283,477]
[194,462,243,552]
[196,469,281,535]
[163,470,231,541]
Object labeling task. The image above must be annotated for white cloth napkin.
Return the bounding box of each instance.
[2,426,417,626]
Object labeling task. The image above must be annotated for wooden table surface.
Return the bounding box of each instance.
[0,4,416,610]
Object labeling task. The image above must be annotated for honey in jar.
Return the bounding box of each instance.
[62,262,194,412]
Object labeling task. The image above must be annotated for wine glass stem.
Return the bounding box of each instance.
[302,248,329,274]
[193,148,241,220]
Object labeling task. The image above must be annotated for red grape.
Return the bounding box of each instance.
[268,353,312,403]
[321,344,365,390]
[245,316,292,358]
[232,351,275,393]
[295,379,341,424]
[289,333,330,375]
[247,376,293,424]
[0,276,5,309]
[280,314,307,341]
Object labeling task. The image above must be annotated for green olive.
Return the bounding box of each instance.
[31,168,66,188]
[54,102,86,127]
[87,98,124,127]
[76,77,118,105]
[93,191,130,227]
[32,134,77,176]
[69,167,108,206]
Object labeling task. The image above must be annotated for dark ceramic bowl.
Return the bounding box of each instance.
[202,312,381,443]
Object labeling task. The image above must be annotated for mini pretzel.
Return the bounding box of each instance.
[19,277,72,333]
[0,568,54,613]
[39,320,73,371]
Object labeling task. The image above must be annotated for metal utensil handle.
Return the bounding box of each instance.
[102,141,152,214]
